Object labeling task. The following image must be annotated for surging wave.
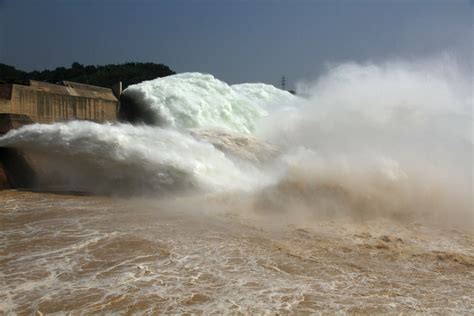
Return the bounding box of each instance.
[120,72,294,134]
[0,122,268,194]
[0,57,471,224]
[0,73,291,194]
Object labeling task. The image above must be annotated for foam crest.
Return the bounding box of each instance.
[121,72,295,133]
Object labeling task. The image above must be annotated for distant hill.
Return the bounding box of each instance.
[0,62,176,89]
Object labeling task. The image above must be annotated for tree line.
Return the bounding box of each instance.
[0,62,175,89]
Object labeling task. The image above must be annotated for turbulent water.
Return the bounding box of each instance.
[121,72,293,133]
[0,59,473,313]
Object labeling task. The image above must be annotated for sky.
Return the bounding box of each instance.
[0,0,472,88]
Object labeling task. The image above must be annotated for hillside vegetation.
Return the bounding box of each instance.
[0,62,175,89]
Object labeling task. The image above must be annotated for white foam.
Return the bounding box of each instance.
[0,121,265,194]
[122,72,295,134]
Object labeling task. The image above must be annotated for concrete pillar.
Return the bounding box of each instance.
[112,81,122,99]
[112,81,122,115]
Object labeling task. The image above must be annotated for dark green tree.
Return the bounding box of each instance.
[0,62,176,89]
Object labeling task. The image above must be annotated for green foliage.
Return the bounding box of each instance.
[0,62,175,88]
[0,64,28,81]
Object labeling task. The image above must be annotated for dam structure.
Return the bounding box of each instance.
[0,80,121,190]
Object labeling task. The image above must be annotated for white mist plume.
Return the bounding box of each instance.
[256,57,472,224]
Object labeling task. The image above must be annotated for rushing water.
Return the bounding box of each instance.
[0,191,473,314]
[0,58,472,313]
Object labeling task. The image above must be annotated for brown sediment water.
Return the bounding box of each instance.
[1,190,472,314]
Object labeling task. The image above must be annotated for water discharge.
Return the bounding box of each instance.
[0,58,472,313]
[120,72,293,133]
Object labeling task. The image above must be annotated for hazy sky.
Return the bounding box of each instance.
[1,0,472,88]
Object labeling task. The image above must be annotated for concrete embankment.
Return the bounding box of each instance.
[0,79,121,191]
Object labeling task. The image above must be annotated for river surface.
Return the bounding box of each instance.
[1,190,472,314]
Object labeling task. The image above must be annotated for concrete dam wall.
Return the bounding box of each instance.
[0,80,121,190]
[0,80,120,123]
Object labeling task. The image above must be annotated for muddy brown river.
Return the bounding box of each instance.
[1,190,472,314]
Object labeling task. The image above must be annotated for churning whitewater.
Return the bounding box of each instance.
[121,72,293,133]
[0,59,473,314]
[0,61,471,221]
[0,73,295,194]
